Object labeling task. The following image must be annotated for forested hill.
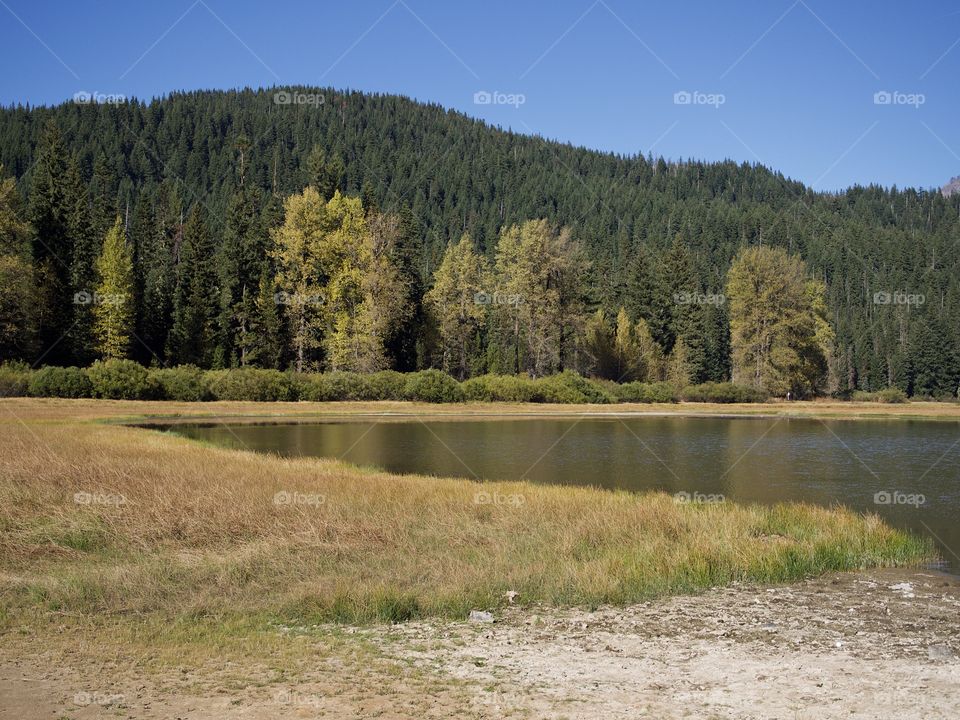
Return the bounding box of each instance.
[1,86,958,395]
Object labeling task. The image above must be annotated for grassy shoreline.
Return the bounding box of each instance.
[0,397,938,635]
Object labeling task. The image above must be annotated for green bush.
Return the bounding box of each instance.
[612,381,679,403]
[403,369,464,403]
[532,371,615,404]
[0,361,32,397]
[206,368,298,402]
[365,370,407,400]
[461,374,538,402]
[151,365,210,401]
[680,382,767,403]
[27,366,93,398]
[300,371,374,401]
[86,360,156,400]
[851,387,908,404]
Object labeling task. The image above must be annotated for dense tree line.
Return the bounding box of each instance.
[0,87,958,397]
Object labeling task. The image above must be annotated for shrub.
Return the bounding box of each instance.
[403,369,464,403]
[680,382,767,403]
[0,361,32,397]
[612,381,679,403]
[27,366,93,398]
[86,360,156,400]
[851,387,908,404]
[365,370,407,400]
[532,371,615,404]
[461,374,538,402]
[206,368,298,402]
[298,372,372,402]
[151,365,210,401]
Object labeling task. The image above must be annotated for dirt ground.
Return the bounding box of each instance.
[2,567,958,719]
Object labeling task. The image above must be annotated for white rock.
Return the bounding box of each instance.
[469,610,494,623]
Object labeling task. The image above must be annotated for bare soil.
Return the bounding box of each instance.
[2,567,958,719]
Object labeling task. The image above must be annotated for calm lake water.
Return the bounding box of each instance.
[163,415,960,571]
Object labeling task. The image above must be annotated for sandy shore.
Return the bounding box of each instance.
[2,567,958,719]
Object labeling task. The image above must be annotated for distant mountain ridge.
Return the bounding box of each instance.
[0,86,959,394]
[943,176,960,197]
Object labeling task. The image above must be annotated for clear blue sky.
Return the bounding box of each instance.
[1,0,958,191]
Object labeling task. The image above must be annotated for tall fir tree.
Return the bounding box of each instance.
[167,204,219,366]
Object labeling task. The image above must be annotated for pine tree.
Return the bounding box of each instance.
[304,145,345,200]
[28,122,74,364]
[247,271,284,368]
[167,205,219,366]
[93,217,135,360]
[218,187,270,365]
[0,166,36,361]
[64,155,99,364]
[383,206,423,371]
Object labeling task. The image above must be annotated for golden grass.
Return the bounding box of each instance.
[0,398,935,631]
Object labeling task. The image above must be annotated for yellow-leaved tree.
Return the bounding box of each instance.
[93,217,134,360]
[424,233,486,379]
[726,245,833,397]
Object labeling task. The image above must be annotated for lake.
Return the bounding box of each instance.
[162,415,960,571]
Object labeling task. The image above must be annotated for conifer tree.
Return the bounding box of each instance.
[0,166,36,361]
[167,205,219,366]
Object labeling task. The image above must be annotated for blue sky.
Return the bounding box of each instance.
[1,0,958,191]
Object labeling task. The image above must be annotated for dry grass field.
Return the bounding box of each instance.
[0,397,950,718]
